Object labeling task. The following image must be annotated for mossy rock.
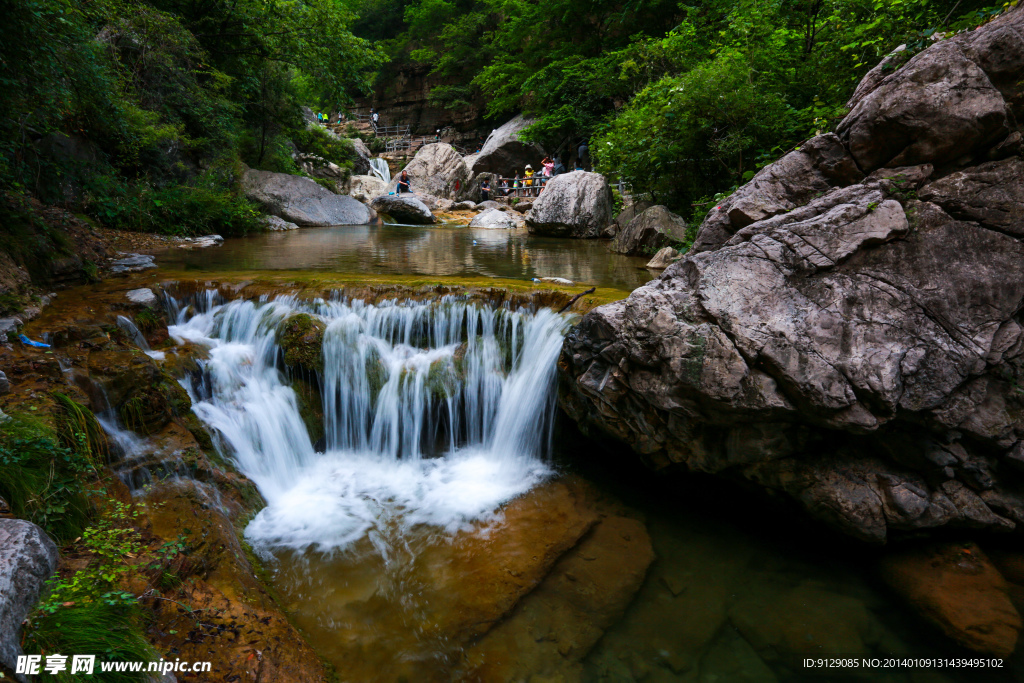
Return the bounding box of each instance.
[278,313,326,374]
[292,376,324,443]
[426,357,461,400]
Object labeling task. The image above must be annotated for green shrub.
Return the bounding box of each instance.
[0,417,94,542]
[292,126,356,171]
[23,600,155,683]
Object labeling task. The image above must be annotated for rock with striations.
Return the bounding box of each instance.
[464,114,546,178]
[0,520,58,681]
[242,168,376,226]
[613,205,689,256]
[558,6,1024,544]
[692,133,863,252]
[918,156,1024,233]
[469,208,519,230]
[371,194,437,224]
[525,171,613,239]
[389,143,468,199]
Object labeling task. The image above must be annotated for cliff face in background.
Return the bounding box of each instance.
[559,6,1024,543]
[351,64,486,137]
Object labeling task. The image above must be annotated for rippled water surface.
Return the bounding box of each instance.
[159,223,655,290]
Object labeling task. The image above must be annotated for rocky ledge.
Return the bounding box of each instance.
[559,6,1024,543]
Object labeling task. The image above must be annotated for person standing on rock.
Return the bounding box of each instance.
[480,178,491,202]
[371,109,380,133]
[397,170,411,194]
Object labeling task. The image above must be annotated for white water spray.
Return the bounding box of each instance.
[168,292,569,554]
[369,157,391,183]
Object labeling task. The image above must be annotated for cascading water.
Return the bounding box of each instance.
[369,157,391,183]
[167,291,569,554]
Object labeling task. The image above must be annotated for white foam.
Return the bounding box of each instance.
[167,293,569,554]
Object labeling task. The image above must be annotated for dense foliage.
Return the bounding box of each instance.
[0,0,383,235]
[359,0,1014,216]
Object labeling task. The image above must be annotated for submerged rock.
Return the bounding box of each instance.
[880,542,1022,656]
[461,515,654,681]
[558,5,1024,543]
[526,171,614,239]
[0,520,58,681]
[370,194,437,224]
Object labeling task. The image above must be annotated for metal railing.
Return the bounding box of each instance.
[485,176,554,199]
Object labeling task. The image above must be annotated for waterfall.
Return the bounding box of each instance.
[369,157,391,183]
[116,315,165,360]
[167,292,569,554]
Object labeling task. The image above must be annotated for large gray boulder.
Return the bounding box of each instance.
[347,175,389,203]
[389,143,468,199]
[1,520,58,681]
[370,195,437,224]
[836,40,1010,173]
[525,171,613,239]
[559,7,1024,543]
[614,205,689,256]
[464,114,546,178]
[242,169,376,226]
[469,208,520,230]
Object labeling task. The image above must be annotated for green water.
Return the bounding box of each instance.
[159,223,655,291]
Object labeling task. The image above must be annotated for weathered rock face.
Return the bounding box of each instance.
[242,168,376,226]
[347,175,388,203]
[0,520,58,681]
[370,194,437,224]
[559,7,1024,543]
[646,246,680,270]
[692,134,863,252]
[526,171,614,239]
[614,205,689,256]
[464,114,545,178]
[263,215,299,231]
[350,137,373,176]
[389,143,468,199]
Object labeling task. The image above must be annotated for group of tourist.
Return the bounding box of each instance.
[495,155,578,199]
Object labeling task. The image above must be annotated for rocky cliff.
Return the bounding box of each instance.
[559,6,1024,543]
[351,64,485,136]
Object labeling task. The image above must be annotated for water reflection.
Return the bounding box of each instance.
[159,223,654,290]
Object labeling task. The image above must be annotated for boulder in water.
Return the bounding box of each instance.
[452,200,477,211]
[469,208,518,230]
[0,519,58,680]
[242,168,376,226]
[125,287,158,307]
[526,171,613,239]
[614,205,689,256]
[262,215,300,231]
[558,5,1024,542]
[370,194,437,224]
[646,246,680,270]
[880,542,1022,656]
